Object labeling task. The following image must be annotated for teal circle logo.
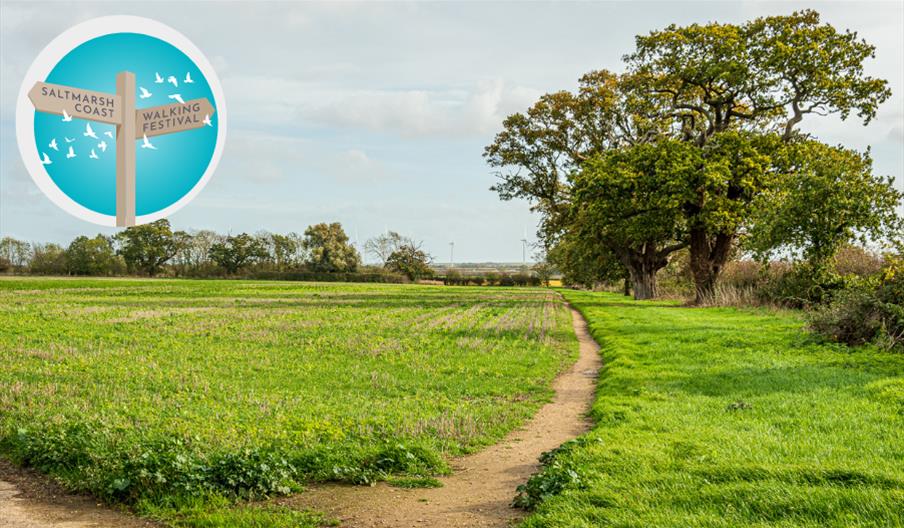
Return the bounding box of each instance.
[16,16,227,227]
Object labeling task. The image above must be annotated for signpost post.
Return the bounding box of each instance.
[28,71,215,227]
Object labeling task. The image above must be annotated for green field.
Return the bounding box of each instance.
[0,278,576,525]
[3,280,902,527]
[520,290,904,528]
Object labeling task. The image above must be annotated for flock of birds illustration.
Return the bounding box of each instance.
[40,71,212,167]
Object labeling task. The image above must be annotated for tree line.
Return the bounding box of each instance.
[484,10,903,302]
[0,222,437,281]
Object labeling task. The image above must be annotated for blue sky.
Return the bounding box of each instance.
[1,1,902,263]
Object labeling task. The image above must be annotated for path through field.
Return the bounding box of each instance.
[0,459,156,528]
[283,305,601,527]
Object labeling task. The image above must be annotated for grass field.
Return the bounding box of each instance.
[520,290,904,528]
[0,278,576,526]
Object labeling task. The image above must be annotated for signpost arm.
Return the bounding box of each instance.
[116,71,136,227]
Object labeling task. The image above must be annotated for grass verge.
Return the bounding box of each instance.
[518,290,904,528]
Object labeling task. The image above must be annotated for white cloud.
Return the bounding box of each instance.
[306,78,541,137]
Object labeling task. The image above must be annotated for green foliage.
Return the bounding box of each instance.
[208,233,268,275]
[0,236,32,271]
[809,261,904,351]
[520,290,904,527]
[513,438,599,510]
[29,243,67,275]
[66,235,123,275]
[302,223,360,272]
[487,10,895,302]
[0,279,575,523]
[115,219,188,276]
[484,70,665,247]
[385,244,434,281]
[265,232,303,272]
[570,139,695,297]
[746,141,903,267]
[756,263,850,308]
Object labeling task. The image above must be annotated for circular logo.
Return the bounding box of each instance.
[15,16,227,227]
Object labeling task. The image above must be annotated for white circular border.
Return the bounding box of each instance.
[15,15,227,227]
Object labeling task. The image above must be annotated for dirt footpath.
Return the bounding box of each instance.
[284,305,602,527]
[0,460,156,528]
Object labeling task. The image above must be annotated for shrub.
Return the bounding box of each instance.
[808,262,904,351]
[498,273,515,287]
[757,264,848,308]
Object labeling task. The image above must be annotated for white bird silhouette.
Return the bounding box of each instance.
[139,86,153,99]
[49,138,59,151]
[40,152,52,165]
[64,137,75,143]
[89,149,99,159]
[66,146,76,159]
[167,75,178,87]
[104,131,114,139]
[83,123,98,139]
[202,114,212,127]
[155,72,164,83]
[141,134,157,150]
[168,94,185,104]
[97,140,107,153]
[184,72,194,84]
[61,109,72,122]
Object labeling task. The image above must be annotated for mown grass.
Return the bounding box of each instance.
[0,277,576,526]
[519,290,904,528]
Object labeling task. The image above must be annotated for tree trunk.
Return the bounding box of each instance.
[689,228,734,304]
[623,277,631,297]
[630,266,658,300]
[624,244,670,301]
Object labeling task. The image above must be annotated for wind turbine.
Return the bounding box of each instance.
[449,241,455,268]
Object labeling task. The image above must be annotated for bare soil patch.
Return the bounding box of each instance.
[0,459,156,528]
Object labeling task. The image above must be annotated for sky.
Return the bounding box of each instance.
[1,1,902,263]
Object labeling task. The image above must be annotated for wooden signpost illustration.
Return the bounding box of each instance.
[28,71,215,227]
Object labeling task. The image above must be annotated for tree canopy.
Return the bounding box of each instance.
[485,10,898,301]
[302,223,360,273]
[115,219,187,276]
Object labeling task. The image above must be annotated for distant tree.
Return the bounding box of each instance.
[269,232,301,271]
[114,219,188,276]
[208,233,268,275]
[531,259,555,287]
[302,223,360,272]
[385,243,434,281]
[172,230,223,276]
[0,237,32,273]
[66,235,121,276]
[746,141,903,270]
[29,243,67,275]
[365,231,414,265]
